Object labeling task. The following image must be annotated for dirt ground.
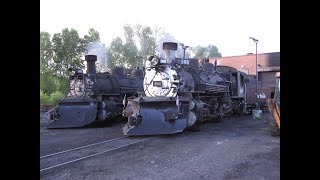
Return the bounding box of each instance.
[40,110,280,180]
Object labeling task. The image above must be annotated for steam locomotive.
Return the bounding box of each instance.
[47,55,144,128]
[122,42,250,136]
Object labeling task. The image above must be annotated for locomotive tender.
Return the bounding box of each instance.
[122,42,249,136]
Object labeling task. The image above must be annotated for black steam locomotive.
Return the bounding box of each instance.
[122,42,250,136]
[47,55,144,128]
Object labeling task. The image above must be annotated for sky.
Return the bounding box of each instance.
[40,0,280,57]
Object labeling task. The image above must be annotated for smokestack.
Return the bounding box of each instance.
[85,55,97,74]
[163,42,177,63]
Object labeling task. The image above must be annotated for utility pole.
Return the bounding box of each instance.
[249,37,259,109]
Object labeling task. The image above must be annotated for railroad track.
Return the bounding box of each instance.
[40,136,151,172]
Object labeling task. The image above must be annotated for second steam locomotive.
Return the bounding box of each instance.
[122,42,250,136]
[47,55,143,128]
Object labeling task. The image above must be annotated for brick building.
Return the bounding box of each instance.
[209,52,280,98]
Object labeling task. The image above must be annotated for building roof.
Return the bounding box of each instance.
[209,52,280,75]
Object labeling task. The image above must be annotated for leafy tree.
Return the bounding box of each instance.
[83,28,100,45]
[106,25,176,69]
[41,28,102,95]
[40,31,53,74]
[40,72,57,94]
[40,31,69,95]
[108,37,126,67]
[51,28,85,77]
[206,44,222,57]
[40,72,69,95]
[190,46,206,59]
[135,25,156,62]
[106,47,115,70]
[40,89,50,105]
[50,28,102,77]
[191,44,222,59]
[123,24,139,68]
[49,91,65,106]
[107,25,140,69]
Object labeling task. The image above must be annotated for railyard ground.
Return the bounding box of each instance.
[40,110,280,180]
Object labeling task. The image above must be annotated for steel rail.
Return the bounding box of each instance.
[40,138,151,172]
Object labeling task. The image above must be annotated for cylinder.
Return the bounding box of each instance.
[85,55,97,74]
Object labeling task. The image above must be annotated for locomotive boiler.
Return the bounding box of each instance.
[122,42,249,136]
[47,55,144,128]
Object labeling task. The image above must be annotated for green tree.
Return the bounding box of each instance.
[206,44,222,57]
[135,25,156,61]
[50,28,101,77]
[107,25,140,69]
[40,72,69,95]
[123,24,139,68]
[106,25,170,69]
[40,31,53,74]
[51,28,85,77]
[106,48,114,70]
[108,37,126,67]
[41,28,102,95]
[190,46,206,59]
[40,72,57,94]
[191,44,222,59]
[83,28,100,45]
